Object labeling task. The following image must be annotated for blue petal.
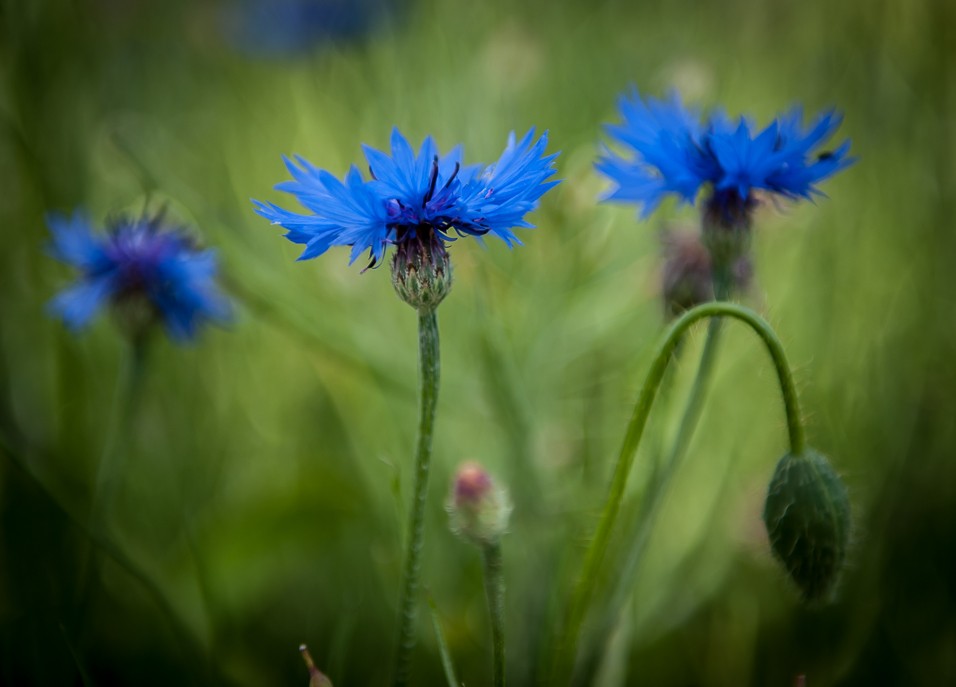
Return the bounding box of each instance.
[259,127,560,264]
[47,210,111,271]
[598,89,855,214]
[48,274,119,331]
[597,89,711,214]
[47,208,232,340]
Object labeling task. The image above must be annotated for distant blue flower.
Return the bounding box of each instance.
[254,127,560,266]
[47,210,232,340]
[596,88,854,219]
[224,0,399,57]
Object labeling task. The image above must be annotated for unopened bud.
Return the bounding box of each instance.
[390,232,453,312]
[661,230,713,317]
[763,450,851,601]
[447,462,512,546]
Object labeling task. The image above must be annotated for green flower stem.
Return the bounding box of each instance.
[624,317,727,569]
[74,336,149,630]
[0,396,216,681]
[572,318,726,686]
[483,542,506,687]
[554,302,805,684]
[89,337,149,535]
[393,308,441,687]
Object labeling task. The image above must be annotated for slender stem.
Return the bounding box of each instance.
[661,318,725,479]
[553,301,805,684]
[393,309,441,687]
[427,593,461,687]
[571,319,725,686]
[483,542,507,687]
[73,337,149,631]
[89,337,148,535]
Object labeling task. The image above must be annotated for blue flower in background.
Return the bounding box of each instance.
[596,88,854,220]
[48,210,232,340]
[254,127,560,267]
[225,0,399,58]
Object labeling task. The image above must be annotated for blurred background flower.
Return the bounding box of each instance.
[47,209,232,341]
[221,0,402,58]
[596,90,854,219]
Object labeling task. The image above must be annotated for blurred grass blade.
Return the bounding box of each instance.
[427,593,460,687]
[58,623,94,687]
[224,272,411,398]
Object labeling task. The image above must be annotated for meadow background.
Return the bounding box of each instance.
[1,0,954,684]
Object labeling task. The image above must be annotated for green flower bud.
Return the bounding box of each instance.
[447,462,512,546]
[763,449,851,601]
[390,232,452,312]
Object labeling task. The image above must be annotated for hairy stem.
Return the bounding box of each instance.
[553,301,805,684]
[572,318,724,685]
[483,542,507,687]
[393,309,441,687]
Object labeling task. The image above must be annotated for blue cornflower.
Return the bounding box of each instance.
[225,0,397,58]
[254,127,560,268]
[47,210,232,341]
[596,88,854,221]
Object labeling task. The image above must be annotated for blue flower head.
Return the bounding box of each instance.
[47,210,232,341]
[596,88,855,222]
[254,127,560,269]
[225,0,397,58]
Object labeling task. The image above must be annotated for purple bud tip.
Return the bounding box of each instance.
[447,462,512,545]
[454,461,494,506]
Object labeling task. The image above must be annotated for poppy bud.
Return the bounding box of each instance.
[763,449,851,601]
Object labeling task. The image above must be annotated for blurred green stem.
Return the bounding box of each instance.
[574,264,734,684]
[577,272,735,682]
[572,318,724,685]
[90,336,149,534]
[393,309,441,687]
[483,542,507,687]
[73,335,149,631]
[553,302,805,685]
[0,429,211,682]
[73,336,147,644]
[427,593,460,687]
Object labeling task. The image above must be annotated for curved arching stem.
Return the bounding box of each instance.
[552,301,805,684]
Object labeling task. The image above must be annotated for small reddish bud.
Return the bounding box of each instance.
[447,462,512,546]
[661,230,714,316]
